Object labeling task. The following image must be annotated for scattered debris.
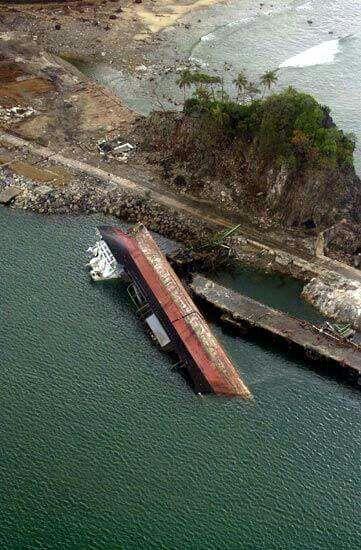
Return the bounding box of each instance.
[0,105,37,123]
[323,321,355,340]
[35,185,53,196]
[97,137,135,162]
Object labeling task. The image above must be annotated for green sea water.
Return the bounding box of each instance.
[1,207,361,549]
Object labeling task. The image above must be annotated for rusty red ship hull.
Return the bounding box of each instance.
[99,224,250,398]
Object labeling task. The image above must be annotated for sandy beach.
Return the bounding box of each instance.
[0,0,223,71]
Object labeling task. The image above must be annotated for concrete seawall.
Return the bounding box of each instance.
[190,275,361,387]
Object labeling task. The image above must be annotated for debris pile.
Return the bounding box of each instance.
[97,137,135,163]
[0,105,37,123]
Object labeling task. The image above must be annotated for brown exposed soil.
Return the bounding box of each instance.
[0,77,55,107]
[0,41,136,153]
[0,62,28,82]
[0,155,71,185]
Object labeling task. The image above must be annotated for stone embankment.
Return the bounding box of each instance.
[0,170,212,245]
[191,275,361,386]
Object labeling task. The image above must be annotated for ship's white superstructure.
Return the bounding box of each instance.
[86,233,171,351]
[86,239,123,281]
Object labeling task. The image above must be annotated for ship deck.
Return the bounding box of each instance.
[99,225,251,398]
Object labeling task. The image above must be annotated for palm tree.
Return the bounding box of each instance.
[245,81,261,101]
[233,70,248,102]
[177,70,221,101]
[260,69,279,97]
[195,72,222,100]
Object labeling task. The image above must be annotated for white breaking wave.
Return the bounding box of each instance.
[296,1,313,11]
[279,39,340,68]
[227,17,251,28]
[200,33,216,42]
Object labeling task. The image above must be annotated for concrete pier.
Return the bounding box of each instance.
[190,275,361,386]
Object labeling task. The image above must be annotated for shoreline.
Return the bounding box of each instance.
[0,0,224,71]
[0,12,360,331]
[135,0,225,34]
[2,127,361,331]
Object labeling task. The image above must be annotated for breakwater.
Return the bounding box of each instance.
[191,275,361,387]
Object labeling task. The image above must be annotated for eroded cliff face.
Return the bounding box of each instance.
[250,162,361,228]
[139,111,361,261]
[324,220,361,265]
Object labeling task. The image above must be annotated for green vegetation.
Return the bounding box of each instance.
[260,69,279,96]
[177,68,355,168]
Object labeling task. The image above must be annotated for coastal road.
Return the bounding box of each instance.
[0,132,234,230]
[1,131,361,288]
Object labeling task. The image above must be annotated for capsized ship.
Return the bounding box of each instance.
[86,224,250,398]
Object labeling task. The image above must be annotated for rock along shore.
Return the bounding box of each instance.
[2,165,361,332]
[1,170,213,245]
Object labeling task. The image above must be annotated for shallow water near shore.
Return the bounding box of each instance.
[1,206,361,548]
[76,0,361,174]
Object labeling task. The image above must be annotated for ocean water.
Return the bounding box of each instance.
[76,0,361,173]
[1,207,361,549]
[2,1,361,547]
[185,0,361,171]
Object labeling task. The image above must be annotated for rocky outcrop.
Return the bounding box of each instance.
[0,185,21,204]
[302,276,361,330]
[3,175,212,245]
[260,163,361,229]
[324,220,361,265]
[140,111,361,247]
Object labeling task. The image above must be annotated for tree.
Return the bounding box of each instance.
[233,70,248,102]
[176,69,193,100]
[260,69,279,97]
[177,70,221,100]
[192,72,222,86]
[192,72,222,99]
[195,86,212,102]
[245,81,261,101]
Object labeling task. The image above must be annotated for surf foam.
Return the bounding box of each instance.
[280,39,340,68]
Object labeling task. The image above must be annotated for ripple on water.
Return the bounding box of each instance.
[1,208,361,548]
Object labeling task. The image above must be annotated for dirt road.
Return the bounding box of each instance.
[1,130,361,288]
